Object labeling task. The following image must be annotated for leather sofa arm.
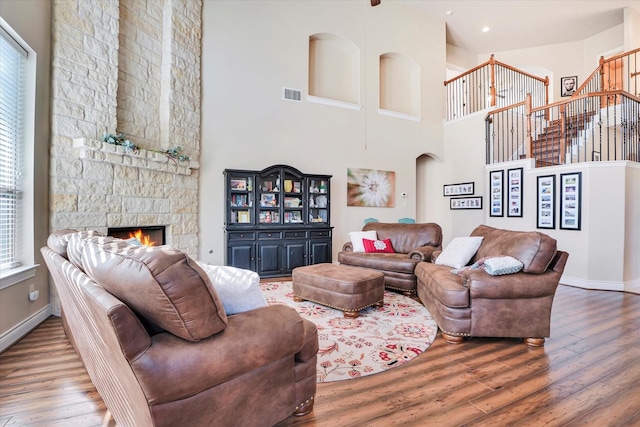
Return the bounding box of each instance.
[296,319,319,363]
[549,251,569,274]
[341,242,354,252]
[431,250,442,263]
[409,245,439,262]
[130,304,308,404]
[463,268,561,300]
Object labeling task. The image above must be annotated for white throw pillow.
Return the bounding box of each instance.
[435,236,484,269]
[348,230,378,252]
[197,262,267,315]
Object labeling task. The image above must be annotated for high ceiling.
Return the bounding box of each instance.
[399,0,639,54]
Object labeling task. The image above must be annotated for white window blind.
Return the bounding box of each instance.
[0,27,27,272]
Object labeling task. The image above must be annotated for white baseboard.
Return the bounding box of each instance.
[623,277,640,295]
[560,276,624,292]
[0,304,52,353]
[561,275,640,294]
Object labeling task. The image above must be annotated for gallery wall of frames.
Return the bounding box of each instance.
[445,168,582,231]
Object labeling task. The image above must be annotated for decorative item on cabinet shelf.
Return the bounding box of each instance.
[293,181,301,193]
[230,178,247,191]
[316,195,327,208]
[309,180,327,194]
[310,210,327,223]
[231,194,251,207]
[231,210,251,224]
[285,211,303,223]
[260,193,278,207]
[238,211,250,223]
[284,197,301,208]
[284,179,293,193]
[259,211,280,224]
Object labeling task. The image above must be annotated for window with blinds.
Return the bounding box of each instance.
[0,27,27,272]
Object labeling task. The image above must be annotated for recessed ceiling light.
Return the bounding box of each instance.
[482,26,490,33]
[445,10,453,16]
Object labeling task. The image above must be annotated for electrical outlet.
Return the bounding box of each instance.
[28,284,39,301]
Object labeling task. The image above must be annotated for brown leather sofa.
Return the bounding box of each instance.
[41,230,318,427]
[338,222,442,295]
[415,225,568,346]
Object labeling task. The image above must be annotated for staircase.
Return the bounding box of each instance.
[531,112,595,167]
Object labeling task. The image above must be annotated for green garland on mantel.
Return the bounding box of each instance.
[100,132,191,162]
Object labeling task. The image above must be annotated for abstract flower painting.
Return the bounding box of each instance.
[347,168,395,207]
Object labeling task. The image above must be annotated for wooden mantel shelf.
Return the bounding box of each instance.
[73,137,199,176]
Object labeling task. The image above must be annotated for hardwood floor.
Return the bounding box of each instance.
[1,284,640,426]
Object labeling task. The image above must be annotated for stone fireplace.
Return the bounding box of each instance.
[49,0,203,259]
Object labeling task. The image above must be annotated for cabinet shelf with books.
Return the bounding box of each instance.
[223,164,332,278]
[227,174,254,225]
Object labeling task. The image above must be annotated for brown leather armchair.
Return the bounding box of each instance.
[415,225,568,346]
[338,222,442,295]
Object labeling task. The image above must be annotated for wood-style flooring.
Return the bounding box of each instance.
[1,284,640,426]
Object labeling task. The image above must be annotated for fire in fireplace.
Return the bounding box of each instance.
[108,226,166,247]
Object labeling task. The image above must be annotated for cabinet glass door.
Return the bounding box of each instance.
[229,175,253,224]
[283,172,304,224]
[258,172,280,224]
[308,178,329,224]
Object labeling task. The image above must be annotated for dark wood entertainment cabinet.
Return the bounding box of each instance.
[224,164,332,278]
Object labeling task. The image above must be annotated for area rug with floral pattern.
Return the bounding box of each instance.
[260,281,438,383]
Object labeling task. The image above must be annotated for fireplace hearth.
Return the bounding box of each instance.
[108,226,166,246]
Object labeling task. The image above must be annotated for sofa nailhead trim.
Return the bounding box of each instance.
[442,330,470,337]
[293,294,383,313]
[384,285,417,295]
[295,395,315,410]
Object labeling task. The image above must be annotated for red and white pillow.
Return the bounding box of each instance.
[362,238,395,253]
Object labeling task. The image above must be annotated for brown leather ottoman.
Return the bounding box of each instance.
[292,263,384,318]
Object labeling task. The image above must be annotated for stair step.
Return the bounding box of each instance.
[536,160,561,167]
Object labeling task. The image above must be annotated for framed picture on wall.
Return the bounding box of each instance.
[560,172,582,230]
[507,168,523,217]
[443,182,474,196]
[489,170,504,217]
[450,196,483,210]
[561,76,577,97]
[536,175,556,229]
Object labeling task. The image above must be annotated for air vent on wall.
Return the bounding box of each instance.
[283,87,302,102]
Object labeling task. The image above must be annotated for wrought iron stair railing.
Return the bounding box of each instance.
[485,91,640,166]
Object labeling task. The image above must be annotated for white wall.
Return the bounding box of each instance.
[0,0,51,347]
[418,111,487,246]
[624,6,640,50]
[199,1,446,264]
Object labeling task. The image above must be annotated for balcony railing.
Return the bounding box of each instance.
[444,54,548,121]
[485,91,640,165]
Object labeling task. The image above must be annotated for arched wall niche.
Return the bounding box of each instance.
[308,33,360,107]
[379,52,420,119]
